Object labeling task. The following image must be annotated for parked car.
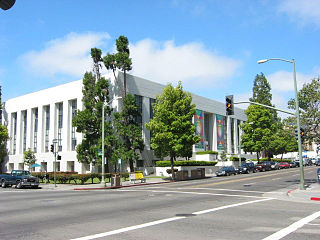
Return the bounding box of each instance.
[279,162,290,169]
[238,162,257,174]
[315,160,320,166]
[256,161,272,172]
[216,166,237,176]
[289,161,297,168]
[294,160,300,167]
[270,162,280,170]
[0,170,39,189]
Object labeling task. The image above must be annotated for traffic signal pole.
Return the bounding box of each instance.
[233,99,305,190]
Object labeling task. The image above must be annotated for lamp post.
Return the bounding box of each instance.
[101,96,122,187]
[258,58,305,190]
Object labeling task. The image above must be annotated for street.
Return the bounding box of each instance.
[1,166,320,240]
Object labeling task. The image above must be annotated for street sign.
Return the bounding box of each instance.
[98,152,102,156]
[118,159,122,164]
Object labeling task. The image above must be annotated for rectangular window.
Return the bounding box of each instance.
[57,103,63,151]
[71,100,77,151]
[135,95,143,128]
[45,106,50,152]
[149,98,156,119]
[22,110,27,152]
[33,108,38,153]
[12,113,17,155]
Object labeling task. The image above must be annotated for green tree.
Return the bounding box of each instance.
[73,48,113,171]
[103,35,132,96]
[0,124,8,172]
[269,127,298,159]
[23,148,36,169]
[288,77,320,146]
[146,82,200,180]
[113,94,145,172]
[241,105,277,161]
[249,73,273,106]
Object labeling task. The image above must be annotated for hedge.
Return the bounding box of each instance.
[196,151,219,155]
[230,157,247,161]
[156,160,217,167]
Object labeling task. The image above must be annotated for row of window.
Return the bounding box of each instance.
[10,99,77,155]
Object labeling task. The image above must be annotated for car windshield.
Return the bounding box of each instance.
[12,170,31,176]
[241,163,248,167]
[220,167,229,171]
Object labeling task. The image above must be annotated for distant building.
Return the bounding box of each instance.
[1,72,247,173]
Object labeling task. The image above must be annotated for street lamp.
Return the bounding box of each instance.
[101,96,122,187]
[258,58,305,190]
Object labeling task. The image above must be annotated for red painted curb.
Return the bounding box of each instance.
[287,188,297,196]
[73,181,169,191]
[310,197,320,201]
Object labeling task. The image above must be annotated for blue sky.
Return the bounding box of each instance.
[1,0,319,116]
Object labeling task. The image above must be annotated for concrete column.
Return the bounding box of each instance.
[227,116,232,154]
[62,101,68,152]
[143,97,151,150]
[16,111,21,154]
[212,114,217,151]
[37,106,43,153]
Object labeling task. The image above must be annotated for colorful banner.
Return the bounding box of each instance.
[194,109,204,149]
[216,114,225,150]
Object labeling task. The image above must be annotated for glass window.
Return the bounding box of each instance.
[135,95,143,128]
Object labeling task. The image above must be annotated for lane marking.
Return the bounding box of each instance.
[262,210,320,240]
[118,189,271,199]
[70,198,273,240]
[272,178,281,181]
[189,169,302,188]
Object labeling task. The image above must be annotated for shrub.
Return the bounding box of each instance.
[121,172,129,180]
[230,157,246,161]
[196,151,219,155]
[77,174,90,184]
[156,160,217,167]
[56,174,68,184]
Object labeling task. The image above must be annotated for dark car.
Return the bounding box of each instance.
[238,162,257,174]
[216,166,237,176]
[256,161,272,172]
[0,170,39,189]
[315,160,320,166]
[270,162,280,170]
[289,161,297,168]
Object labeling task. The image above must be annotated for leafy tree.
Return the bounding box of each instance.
[288,77,320,146]
[113,94,145,172]
[103,35,132,96]
[241,105,277,161]
[269,127,298,159]
[73,48,113,170]
[249,73,273,106]
[23,148,36,169]
[0,124,8,172]
[146,82,201,180]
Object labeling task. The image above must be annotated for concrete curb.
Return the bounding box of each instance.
[73,180,170,191]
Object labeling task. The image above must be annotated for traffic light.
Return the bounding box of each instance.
[300,127,305,142]
[50,144,54,153]
[226,95,234,116]
[57,155,61,160]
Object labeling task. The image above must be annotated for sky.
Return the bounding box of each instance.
[1,0,319,117]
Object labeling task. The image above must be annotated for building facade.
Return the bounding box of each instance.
[2,72,247,173]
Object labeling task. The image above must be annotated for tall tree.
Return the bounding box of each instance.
[288,77,320,146]
[146,82,200,180]
[113,94,145,172]
[0,124,8,172]
[73,48,113,170]
[241,105,277,161]
[249,73,272,105]
[103,35,132,96]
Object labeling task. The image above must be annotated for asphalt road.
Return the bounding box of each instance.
[1,166,320,240]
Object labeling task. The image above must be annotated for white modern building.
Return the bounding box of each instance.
[1,72,247,173]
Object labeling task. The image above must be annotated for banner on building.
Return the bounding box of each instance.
[194,109,204,149]
[216,114,225,150]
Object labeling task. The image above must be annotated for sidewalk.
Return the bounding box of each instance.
[287,182,320,202]
[38,177,170,191]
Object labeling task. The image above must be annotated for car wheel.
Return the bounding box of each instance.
[1,180,6,188]
[16,182,22,189]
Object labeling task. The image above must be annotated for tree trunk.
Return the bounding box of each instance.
[124,70,127,97]
[257,152,260,163]
[281,153,283,160]
[170,156,175,181]
[129,158,134,173]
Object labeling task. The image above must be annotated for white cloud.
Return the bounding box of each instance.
[130,39,241,89]
[278,0,320,26]
[19,32,110,77]
[267,71,313,92]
